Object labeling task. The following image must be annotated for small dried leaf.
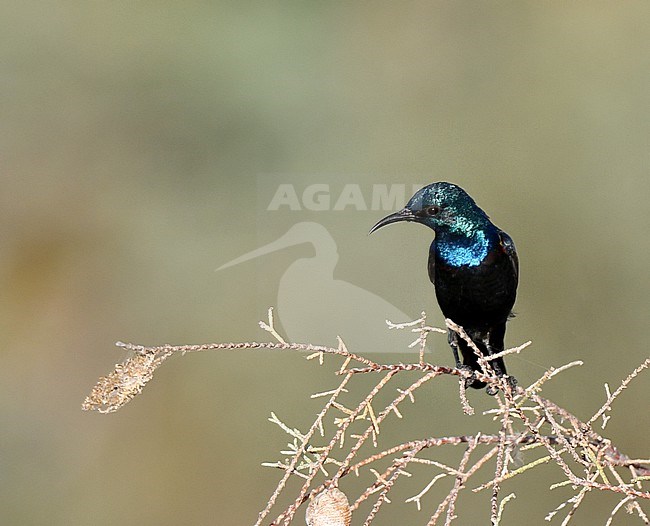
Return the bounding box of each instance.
[81,347,174,413]
[305,488,351,526]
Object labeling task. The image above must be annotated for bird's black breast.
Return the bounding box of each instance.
[428,231,518,329]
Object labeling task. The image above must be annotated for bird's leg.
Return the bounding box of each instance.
[478,333,497,391]
[486,324,517,391]
[447,329,463,369]
[448,329,481,388]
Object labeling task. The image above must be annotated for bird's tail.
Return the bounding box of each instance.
[458,338,507,389]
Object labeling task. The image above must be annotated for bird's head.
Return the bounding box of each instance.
[369,182,490,236]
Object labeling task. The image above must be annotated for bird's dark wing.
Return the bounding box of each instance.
[497,231,519,281]
[427,243,436,284]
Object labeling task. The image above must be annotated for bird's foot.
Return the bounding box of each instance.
[504,375,518,393]
[458,366,487,390]
[485,375,518,396]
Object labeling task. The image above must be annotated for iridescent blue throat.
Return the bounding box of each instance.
[434,230,491,267]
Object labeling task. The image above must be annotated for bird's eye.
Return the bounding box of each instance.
[426,205,441,216]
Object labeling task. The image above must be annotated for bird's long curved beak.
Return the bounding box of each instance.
[369,208,415,235]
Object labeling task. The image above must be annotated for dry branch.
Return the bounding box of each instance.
[82,308,649,525]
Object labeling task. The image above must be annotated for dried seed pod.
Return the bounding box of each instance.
[305,487,351,526]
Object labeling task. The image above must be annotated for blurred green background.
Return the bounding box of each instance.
[2,2,649,525]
